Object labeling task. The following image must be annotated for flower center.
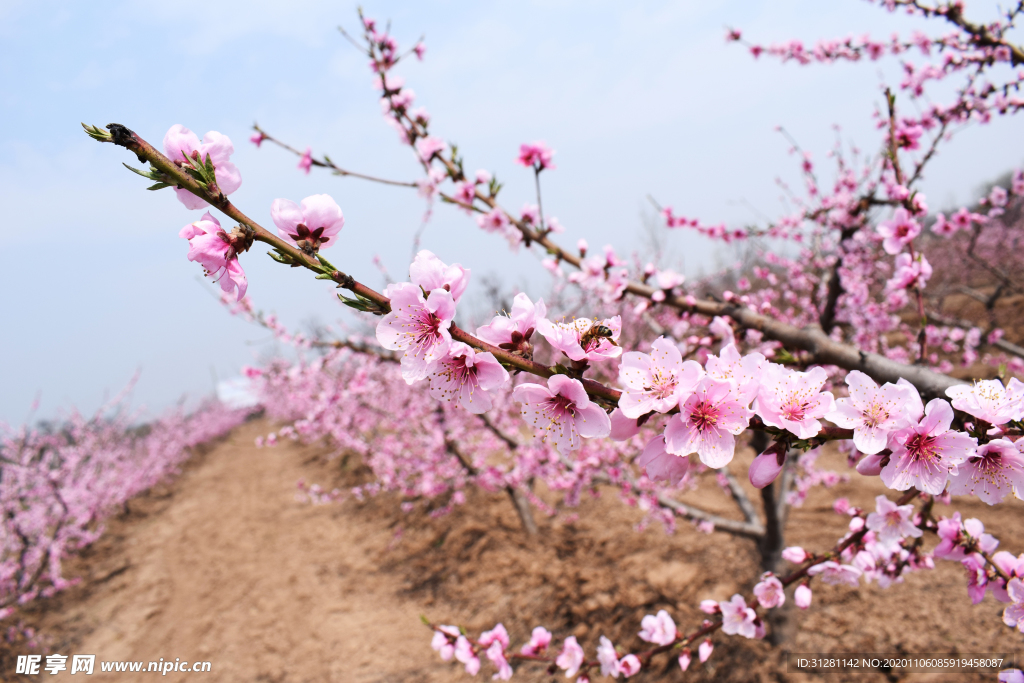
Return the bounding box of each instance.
[781,401,807,422]
[904,433,937,463]
[689,401,719,432]
[862,402,889,428]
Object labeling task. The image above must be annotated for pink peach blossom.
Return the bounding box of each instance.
[826,370,915,455]
[665,378,753,468]
[753,573,786,608]
[476,292,546,350]
[428,343,509,414]
[638,609,677,645]
[719,594,757,638]
[486,641,512,680]
[511,375,611,454]
[876,207,921,254]
[431,625,460,660]
[520,626,552,655]
[1002,578,1024,633]
[618,654,641,677]
[454,635,480,675]
[555,636,584,677]
[754,365,835,439]
[948,439,1024,505]
[946,379,1024,426]
[885,252,932,291]
[179,212,247,300]
[409,250,471,303]
[618,337,703,418]
[807,561,862,587]
[270,194,345,251]
[597,636,620,677]
[865,494,923,546]
[705,344,766,404]
[537,316,623,363]
[782,547,808,564]
[297,147,313,174]
[794,584,813,609]
[415,136,446,162]
[748,441,787,489]
[163,125,242,209]
[477,208,510,234]
[516,141,556,170]
[609,408,640,442]
[635,436,689,486]
[880,398,975,494]
[375,283,456,383]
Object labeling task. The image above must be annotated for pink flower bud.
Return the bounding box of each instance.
[619,654,641,677]
[698,639,714,663]
[678,650,692,671]
[781,546,807,563]
[856,453,886,476]
[748,442,787,488]
[795,584,812,609]
[699,599,720,614]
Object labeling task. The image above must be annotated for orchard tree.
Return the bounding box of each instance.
[83,0,1024,679]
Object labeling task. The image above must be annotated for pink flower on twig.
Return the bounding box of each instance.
[511,376,611,454]
[865,494,923,546]
[270,194,345,252]
[297,147,313,174]
[555,636,584,677]
[179,212,247,300]
[876,208,921,254]
[946,378,1024,426]
[664,378,753,468]
[163,124,242,209]
[753,365,835,439]
[948,439,1024,505]
[409,250,471,303]
[516,141,556,170]
[826,370,915,455]
[537,316,622,363]
[636,435,689,485]
[375,283,456,384]
[719,594,757,638]
[428,342,509,414]
[639,610,677,645]
[881,398,975,495]
[618,337,703,418]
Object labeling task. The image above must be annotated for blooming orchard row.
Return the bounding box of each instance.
[0,391,251,626]
[83,0,1024,679]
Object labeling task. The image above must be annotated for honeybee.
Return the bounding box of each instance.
[578,322,618,352]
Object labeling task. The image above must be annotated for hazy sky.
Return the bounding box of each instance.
[2,0,1021,423]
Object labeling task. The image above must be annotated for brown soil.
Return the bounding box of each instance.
[4,419,1022,682]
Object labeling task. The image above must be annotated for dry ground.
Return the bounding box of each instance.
[3,418,1022,682]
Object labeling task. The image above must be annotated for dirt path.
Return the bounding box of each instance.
[38,420,450,683]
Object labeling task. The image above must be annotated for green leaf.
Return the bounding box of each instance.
[267,250,294,264]
[146,182,172,191]
[81,123,113,142]
[122,163,160,181]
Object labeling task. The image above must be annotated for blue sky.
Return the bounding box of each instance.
[2,0,1021,423]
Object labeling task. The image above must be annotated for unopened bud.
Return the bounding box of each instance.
[855,453,888,476]
[749,440,787,488]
